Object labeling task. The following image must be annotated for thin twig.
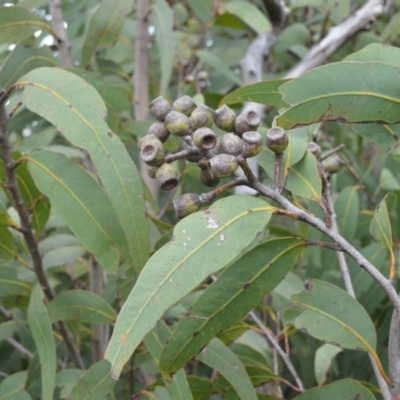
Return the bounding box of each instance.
[6,338,34,359]
[274,153,283,192]
[249,311,304,392]
[0,104,84,369]
[320,144,345,161]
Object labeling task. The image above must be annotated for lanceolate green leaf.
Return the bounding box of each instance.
[18,67,149,272]
[314,343,343,385]
[28,286,56,400]
[334,185,360,242]
[0,227,18,261]
[0,266,32,297]
[222,1,271,34]
[292,279,388,381]
[370,194,395,279]
[196,338,257,400]
[152,0,175,96]
[186,0,214,24]
[0,6,53,45]
[68,360,116,400]
[0,371,31,400]
[277,61,400,129]
[344,43,400,67]
[219,79,290,108]
[105,195,273,378]
[293,378,375,400]
[286,151,322,200]
[159,238,305,376]
[27,150,130,274]
[67,68,130,113]
[0,44,56,88]
[47,290,116,324]
[81,0,133,68]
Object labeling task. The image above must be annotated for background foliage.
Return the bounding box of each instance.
[1,0,400,399]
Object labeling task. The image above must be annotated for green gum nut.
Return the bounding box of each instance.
[139,135,165,166]
[155,163,179,190]
[219,133,243,155]
[214,104,236,132]
[148,96,172,122]
[323,156,345,174]
[241,131,262,158]
[266,127,288,154]
[190,104,215,130]
[192,127,217,150]
[209,154,239,179]
[172,95,197,116]
[234,109,260,136]
[147,121,170,143]
[173,193,203,218]
[164,110,191,137]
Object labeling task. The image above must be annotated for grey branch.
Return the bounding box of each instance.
[286,0,388,78]
[48,0,73,67]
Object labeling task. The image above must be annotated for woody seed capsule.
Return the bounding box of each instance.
[219,133,242,155]
[173,95,197,116]
[200,167,220,187]
[155,163,179,190]
[241,131,262,158]
[174,193,203,219]
[148,96,172,121]
[139,135,165,166]
[266,127,288,154]
[209,154,239,179]
[307,142,322,160]
[214,105,236,132]
[164,110,191,137]
[148,121,170,143]
[235,109,260,136]
[190,105,215,130]
[192,127,217,150]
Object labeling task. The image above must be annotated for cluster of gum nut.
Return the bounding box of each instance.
[140,95,296,218]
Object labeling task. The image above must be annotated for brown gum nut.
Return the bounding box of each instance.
[241,131,262,158]
[307,142,322,160]
[214,104,236,132]
[219,133,242,155]
[173,193,202,218]
[164,110,191,136]
[266,127,288,154]
[148,121,170,143]
[172,95,197,116]
[148,96,172,121]
[155,163,179,190]
[192,127,217,150]
[234,109,260,136]
[200,167,220,187]
[190,105,215,130]
[209,154,239,178]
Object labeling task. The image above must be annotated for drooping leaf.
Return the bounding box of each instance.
[196,50,242,86]
[0,320,24,342]
[28,286,56,400]
[0,266,32,297]
[152,0,175,96]
[379,168,400,191]
[187,0,214,24]
[68,360,116,400]
[18,68,149,272]
[81,0,133,68]
[314,343,342,385]
[27,150,129,274]
[369,194,395,279]
[187,376,213,400]
[334,186,360,242]
[0,44,56,88]
[293,378,375,400]
[292,279,388,382]
[38,234,86,269]
[0,227,18,261]
[0,6,53,45]
[352,123,400,162]
[105,195,273,378]
[344,42,400,67]
[47,290,116,324]
[285,151,322,200]
[0,371,31,400]
[277,61,400,129]
[168,370,193,400]
[196,338,257,400]
[159,238,305,376]
[56,369,84,400]
[222,1,271,34]
[219,79,290,108]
